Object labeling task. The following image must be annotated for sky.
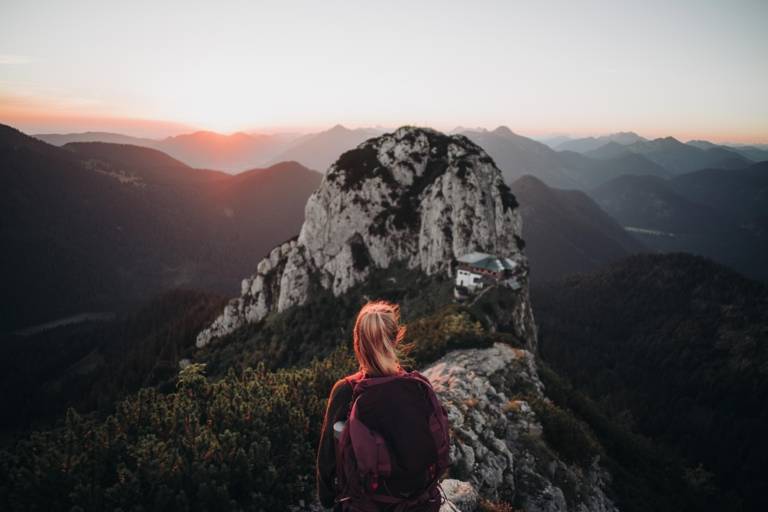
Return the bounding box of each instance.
[1,0,766,142]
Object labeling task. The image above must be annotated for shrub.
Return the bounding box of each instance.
[0,348,356,511]
[478,497,519,512]
[402,305,490,366]
[526,396,603,468]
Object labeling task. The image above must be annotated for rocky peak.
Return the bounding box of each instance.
[491,125,517,138]
[196,126,532,347]
[426,344,618,512]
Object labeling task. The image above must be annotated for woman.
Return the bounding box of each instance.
[316,301,449,511]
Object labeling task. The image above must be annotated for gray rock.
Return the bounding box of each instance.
[424,344,619,512]
[440,479,478,512]
[196,127,535,348]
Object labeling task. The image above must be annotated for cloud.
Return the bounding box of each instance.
[0,55,32,65]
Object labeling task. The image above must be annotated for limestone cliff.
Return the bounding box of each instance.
[427,344,618,512]
[197,127,534,349]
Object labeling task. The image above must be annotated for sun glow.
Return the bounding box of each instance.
[0,0,766,142]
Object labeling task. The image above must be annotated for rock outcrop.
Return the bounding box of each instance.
[426,344,618,512]
[197,127,534,348]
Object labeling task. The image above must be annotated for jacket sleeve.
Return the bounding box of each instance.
[316,378,353,508]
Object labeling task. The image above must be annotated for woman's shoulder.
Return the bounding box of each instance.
[329,371,364,398]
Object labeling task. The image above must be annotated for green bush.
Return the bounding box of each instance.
[402,305,490,366]
[526,396,603,468]
[0,348,356,511]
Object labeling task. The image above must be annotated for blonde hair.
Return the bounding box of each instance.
[353,300,406,377]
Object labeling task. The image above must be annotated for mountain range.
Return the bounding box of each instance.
[510,175,644,282]
[39,126,765,189]
[2,124,765,512]
[1,124,321,332]
[555,132,766,171]
[12,120,768,332]
[554,131,647,153]
[268,124,382,171]
[460,127,738,190]
[35,125,382,173]
[589,161,768,280]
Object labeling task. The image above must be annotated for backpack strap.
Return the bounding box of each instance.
[402,371,452,479]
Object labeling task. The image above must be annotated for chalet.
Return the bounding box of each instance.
[454,251,523,300]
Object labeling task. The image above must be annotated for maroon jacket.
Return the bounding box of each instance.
[316,370,438,509]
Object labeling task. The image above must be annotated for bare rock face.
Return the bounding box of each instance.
[424,344,618,512]
[439,479,479,511]
[197,126,533,348]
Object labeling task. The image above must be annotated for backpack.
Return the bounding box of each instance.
[334,370,450,512]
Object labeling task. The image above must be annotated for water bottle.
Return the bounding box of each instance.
[333,420,346,440]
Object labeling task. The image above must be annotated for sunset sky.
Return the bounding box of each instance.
[1,0,766,142]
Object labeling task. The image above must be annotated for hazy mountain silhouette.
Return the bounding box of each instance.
[157,131,298,172]
[687,139,768,162]
[582,141,635,160]
[588,162,768,280]
[270,124,382,172]
[510,175,644,282]
[463,127,671,189]
[1,124,321,332]
[64,141,228,183]
[557,150,672,183]
[589,174,731,234]
[607,137,751,174]
[37,130,302,172]
[535,134,573,148]
[554,131,646,153]
[669,161,768,234]
[554,132,757,175]
[461,126,579,187]
[35,131,158,147]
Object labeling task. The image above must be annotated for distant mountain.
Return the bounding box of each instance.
[589,174,731,234]
[156,131,298,172]
[461,126,579,188]
[0,124,321,332]
[270,124,381,172]
[534,252,768,511]
[34,131,159,147]
[36,130,302,172]
[669,161,768,234]
[462,126,671,189]
[589,162,768,280]
[63,141,228,184]
[558,133,754,174]
[510,175,644,282]
[535,134,573,148]
[582,141,633,160]
[620,137,751,174]
[557,150,672,184]
[554,131,646,153]
[687,139,768,162]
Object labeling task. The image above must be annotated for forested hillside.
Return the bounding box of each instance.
[0,125,320,332]
[534,253,768,511]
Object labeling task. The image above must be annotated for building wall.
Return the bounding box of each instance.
[456,269,484,291]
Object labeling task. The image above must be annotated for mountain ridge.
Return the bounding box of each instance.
[511,174,644,281]
[0,124,321,331]
[196,126,535,348]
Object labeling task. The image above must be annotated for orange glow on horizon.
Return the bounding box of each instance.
[1,96,766,145]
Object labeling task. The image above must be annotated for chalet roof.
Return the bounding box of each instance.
[457,252,518,272]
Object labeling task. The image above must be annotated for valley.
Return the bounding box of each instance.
[1,123,766,512]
